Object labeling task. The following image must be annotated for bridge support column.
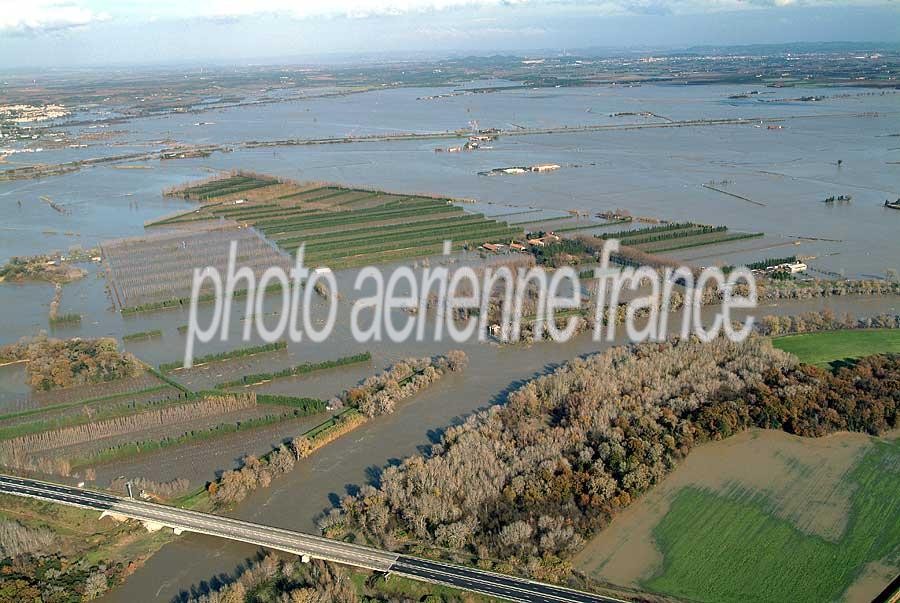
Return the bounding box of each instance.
[300,554,310,563]
[142,520,165,532]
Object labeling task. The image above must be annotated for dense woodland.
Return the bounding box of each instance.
[209,353,468,506]
[339,351,468,417]
[0,553,119,602]
[0,520,59,559]
[758,310,900,335]
[0,255,86,285]
[186,555,474,603]
[0,335,140,391]
[328,336,899,583]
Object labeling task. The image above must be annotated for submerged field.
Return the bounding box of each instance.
[575,429,900,603]
[0,343,340,486]
[772,328,900,366]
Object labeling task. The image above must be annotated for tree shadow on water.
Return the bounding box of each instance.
[172,552,266,603]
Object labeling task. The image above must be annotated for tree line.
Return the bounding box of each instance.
[208,352,468,507]
[325,336,898,585]
[0,335,140,392]
[0,394,257,473]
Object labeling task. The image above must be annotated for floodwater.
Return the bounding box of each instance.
[0,81,898,601]
[1,82,898,280]
[99,293,900,602]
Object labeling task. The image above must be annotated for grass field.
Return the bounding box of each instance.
[644,436,900,603]
[772,329,900,367]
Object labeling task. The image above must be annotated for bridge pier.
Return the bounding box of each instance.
[142,520,165,532]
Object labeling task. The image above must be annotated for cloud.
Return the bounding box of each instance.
[416,25,548,39]
[206,0,531,20]
[2,0,892,36]
[0,1,109,34]
[191,0,898,22]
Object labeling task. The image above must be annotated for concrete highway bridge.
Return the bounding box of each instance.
[0,474,627,603]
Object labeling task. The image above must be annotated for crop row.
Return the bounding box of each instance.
[214,203,279,217]
[67,411,292,470]
[550,221,625,233]
[160,340,288,372]
[602,222,700,239]
[216,207,323,222]
[259,203,460,235]
[122,329,163,342]
[320,243,462,269]
[214,351,372,389]
[182,178,267,199]
[255,395,327,414]
[302,223,520,260]
[49,313,81,325]
[224,208,330,225]
[253,198,451,230]
[253,202,442,231]
[617,225,727,246]
[0,394,255,456]
[331,191,380,207]
[194,179,276,201]
[305,227,521,265]
[179,176,275,198]
[640,231,763,253]
[0,385,174,426]
[297,219,510,255]
[147,212,218,227]
[275,185,330,201]
[178,175,258,196]
[277,214,489,248]
[0,390,189,441]
[267,199,465,240]
[119,280,285,315]
[109,244,279,277]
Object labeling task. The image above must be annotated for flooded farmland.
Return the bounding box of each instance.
[1,80,898,602]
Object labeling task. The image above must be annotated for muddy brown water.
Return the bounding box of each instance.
[98,295,899,602]
[0,82,897,600]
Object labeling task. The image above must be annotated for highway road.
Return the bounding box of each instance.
[0,474,627,603]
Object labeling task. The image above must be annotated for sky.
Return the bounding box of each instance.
[0,0,897,68]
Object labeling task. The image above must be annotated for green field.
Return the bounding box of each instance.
[644,437,900,602]
[772,329,900,366]
[593,221,763,253]
[172,174,277,200]
[150,177,525,268]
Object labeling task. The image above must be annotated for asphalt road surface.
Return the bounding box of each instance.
[0,474,627,603]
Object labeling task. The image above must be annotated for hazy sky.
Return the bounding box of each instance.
[1,0,897,68]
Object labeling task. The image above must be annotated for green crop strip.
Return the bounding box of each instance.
[214,351,372,389]
[0,385,173,424]
[159,340,288,372]
[273,214,487,246]
[122,329,163,342]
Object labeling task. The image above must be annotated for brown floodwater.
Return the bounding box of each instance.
[0,81,896,601]
[99,294,898,602]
